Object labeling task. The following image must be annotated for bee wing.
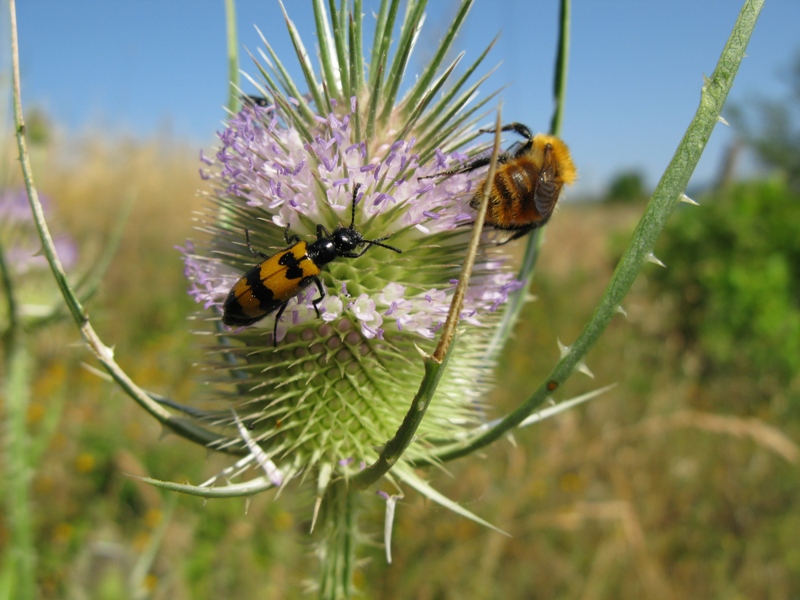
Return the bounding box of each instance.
[505,140,528,158]
[533,156,560,218]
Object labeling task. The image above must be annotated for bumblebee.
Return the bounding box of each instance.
[222,184,401,344]
[428,122,576,244]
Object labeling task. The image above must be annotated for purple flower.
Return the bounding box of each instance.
[181,99,519,345]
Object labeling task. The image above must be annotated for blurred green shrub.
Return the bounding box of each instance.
[651,179,800,409]
[604,169,649,203]
[728,49,800,193]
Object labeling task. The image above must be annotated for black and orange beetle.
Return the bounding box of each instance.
[222,184,402,344]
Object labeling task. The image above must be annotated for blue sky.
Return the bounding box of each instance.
[12,1,800,196]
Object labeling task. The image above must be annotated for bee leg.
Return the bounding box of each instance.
[504,122,534,141]
[479,122,533,142]
[478,123,534,158]
[245,230,269,259]
[420,155,495,180]
[423,124,535,180]
[272,302,289,347]
[494,226,536,246]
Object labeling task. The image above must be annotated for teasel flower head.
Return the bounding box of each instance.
[181,0,517,520]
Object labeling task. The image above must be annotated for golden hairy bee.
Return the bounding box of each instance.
[426,122,577,244]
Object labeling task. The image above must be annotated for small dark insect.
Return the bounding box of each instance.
[222,184,402,345]
[425,122,577,244]
[241,94,270,108]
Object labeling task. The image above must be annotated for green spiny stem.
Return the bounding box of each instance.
[29,195,131,331]
[352,357,446,488]
[0,243,18,333]
[9,0,229,451]
[550,0,570,137]
[3,336,35,600]
[317,481,359,600]
[353,111,503,489]
[431,0,765,463]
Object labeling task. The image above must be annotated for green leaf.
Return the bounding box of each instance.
[350,0,365,94]
[391,52,463,145]
[278,1,331,115]
[348,13,363,140]
[313,0,342,99]
[400,0,474,115]
[416,87,503,165]
[394,466,509,535]
[365,49,386,146]
[518,384,617,428]
[254,26,317,127]
[378,0,427,127]
[367,0,399,92]
[415,34,499,133]
[136,475,274,498]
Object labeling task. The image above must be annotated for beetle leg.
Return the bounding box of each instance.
[283,224,301,246]
[245,230,269,259]
[272,302,288,347]
[310,276,325,318]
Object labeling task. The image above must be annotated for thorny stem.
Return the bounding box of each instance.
[430,0,765,463]
[8,0,226,450]
[353,110,504,489]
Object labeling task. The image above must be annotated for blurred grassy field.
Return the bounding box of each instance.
[4,134,799,599]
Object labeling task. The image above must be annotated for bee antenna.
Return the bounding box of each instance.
[349,183,362,229]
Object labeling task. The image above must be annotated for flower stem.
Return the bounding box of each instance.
[0,243,18,332]
[1,231,35,598]
[352,110,503,489]
[549,0,571,137]
[2,336,36,600]
[8,0,226,450]
[483,0,571,362]
[317,481,360,600]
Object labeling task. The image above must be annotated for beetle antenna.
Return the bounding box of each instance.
[364,238,402,254]
[349,183,362,229]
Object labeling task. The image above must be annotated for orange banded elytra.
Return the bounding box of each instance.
[222,184,402,345]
